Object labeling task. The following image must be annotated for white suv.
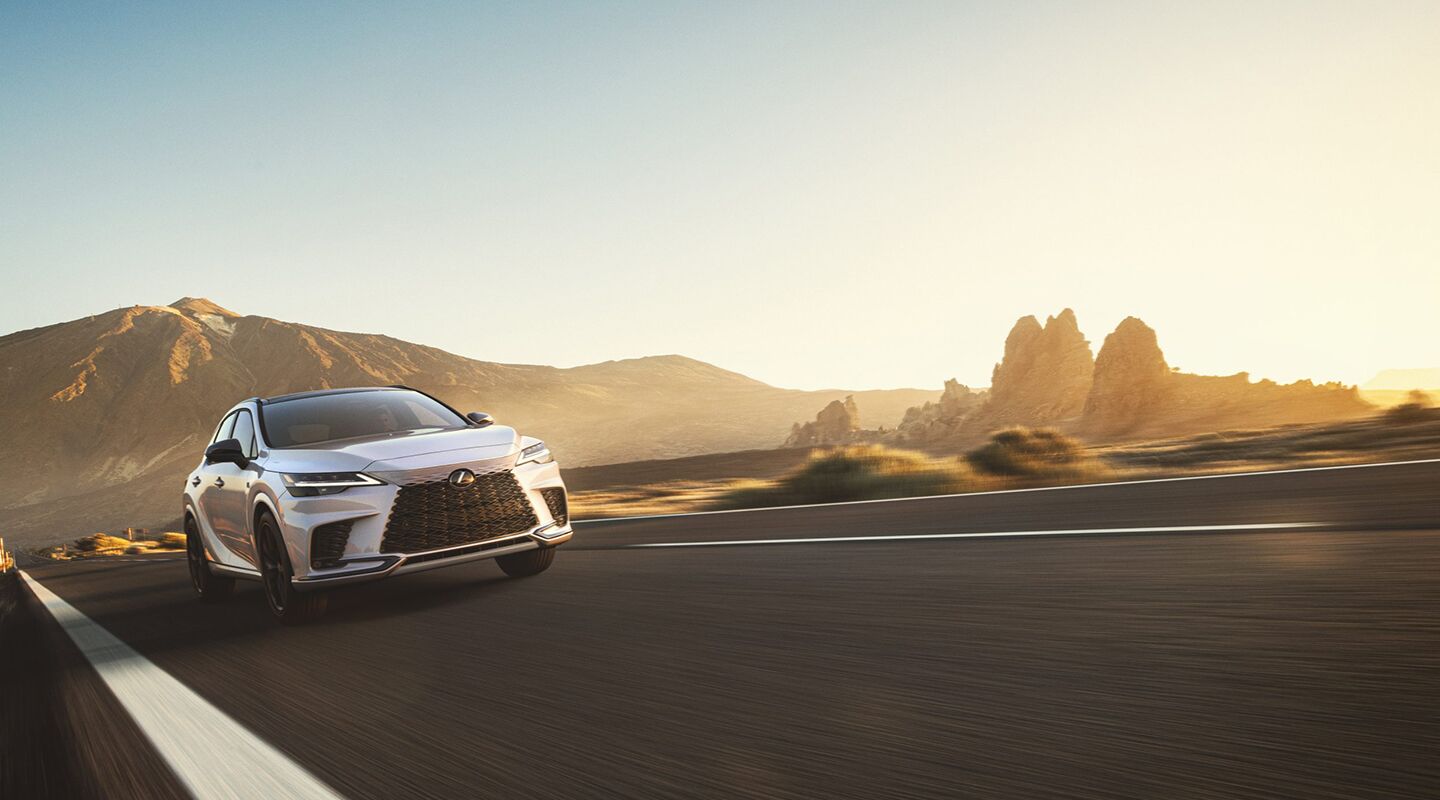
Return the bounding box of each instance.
[183,386,571,622]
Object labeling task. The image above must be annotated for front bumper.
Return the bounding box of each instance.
[291,522,572,591]
[282,458,571,589]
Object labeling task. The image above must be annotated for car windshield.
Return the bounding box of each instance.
[261,390,468,448]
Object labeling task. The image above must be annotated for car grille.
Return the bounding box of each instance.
[311,520,354,569]
[541,487,568,526]
[381,471,538,554]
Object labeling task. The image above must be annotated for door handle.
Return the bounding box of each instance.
[191,476,201,487]
[214,477,226,488]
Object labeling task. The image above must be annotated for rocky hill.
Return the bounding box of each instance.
[882,310,1093,448]
[0,299,936,544]
[1081,317,1175,436]
[1078,316,1371,439]
[817,310,1375,450]
[961,309,1095,434]
[784,396,863,447]
[892,380,985,444]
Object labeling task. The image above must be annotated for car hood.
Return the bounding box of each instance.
[264,425,520,474]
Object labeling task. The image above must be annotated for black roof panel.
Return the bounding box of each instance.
[260,386,410,405]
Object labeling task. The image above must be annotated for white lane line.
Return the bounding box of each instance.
[27,556,186,565]
[575,456,1440,525]
[93,558,186,564]
[19,571,345,800]
[606,522,1322,549]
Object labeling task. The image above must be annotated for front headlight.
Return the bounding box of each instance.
[517,441,553,465]
[280,472,385,497]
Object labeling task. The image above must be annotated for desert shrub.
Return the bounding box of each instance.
[156,532,188,549]
[715,445,972,509]
[1384,390,1436,424]
[966,427,1105,479]
[72,533,132,552]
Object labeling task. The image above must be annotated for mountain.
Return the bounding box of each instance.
[1362,368,1440,391]
[0,300,937,544]
[1358,368,1440,408]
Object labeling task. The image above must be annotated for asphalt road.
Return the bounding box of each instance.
[10,461,1440,799]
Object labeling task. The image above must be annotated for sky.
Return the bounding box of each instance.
[2,1,1436,391]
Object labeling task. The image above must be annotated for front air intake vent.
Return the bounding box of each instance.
[311,520,354,569]
[540,487,568,527]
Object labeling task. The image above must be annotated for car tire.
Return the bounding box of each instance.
[496,546,555,578]
[256,509,328,624]
[186,515,234,602]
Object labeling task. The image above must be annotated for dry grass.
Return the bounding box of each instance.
[712,431,1113,510]
[38,531,186,561]
[627,413,1440,518]
[713,445,982,510]
[1359,388,1440,408]
[966,427,1108,480]
[1096,408,1440,473]
[73,533,133,552]
[1383,390,1435,424]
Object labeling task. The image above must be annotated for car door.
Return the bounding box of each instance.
[211,408,262,567]
[196,411,238,557]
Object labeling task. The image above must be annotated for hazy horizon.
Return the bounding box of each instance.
[4,1,1437,390]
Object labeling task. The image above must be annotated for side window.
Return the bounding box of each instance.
[211,412,238,445]
[230,410,258,459]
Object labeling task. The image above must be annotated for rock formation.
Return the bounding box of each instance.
[889,309,1372,448]
[893,380,984,444]
[1081,316,1173,436]
[784,395,862,447]
[960,309,1095,434]
[1077,316,1372,438]
[888,309,1093,447]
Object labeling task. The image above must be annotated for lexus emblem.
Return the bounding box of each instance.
[448,468,476,487]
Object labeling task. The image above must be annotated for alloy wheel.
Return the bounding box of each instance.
[258,517,289,615]
[185,516,205,593]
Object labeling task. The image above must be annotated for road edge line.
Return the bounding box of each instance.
[582,522,1324,549]
[19,571,346,800]
[575,458,1440,524]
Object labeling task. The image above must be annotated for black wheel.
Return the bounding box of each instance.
[256,510,327,623]
[496,546,555,578]
[186,515,234,602]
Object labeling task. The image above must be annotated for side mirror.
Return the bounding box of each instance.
[467,411,494,427]
[205,438,248,466]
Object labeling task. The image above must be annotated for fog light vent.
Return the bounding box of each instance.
[540,487,568,527]
[311,519,354,569]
